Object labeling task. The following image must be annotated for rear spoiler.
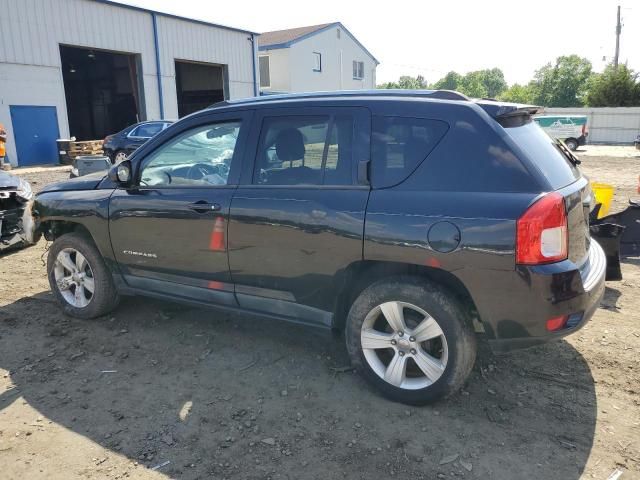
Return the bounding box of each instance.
[475,100,542,127]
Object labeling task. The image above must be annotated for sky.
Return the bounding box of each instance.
[115,0,639,86]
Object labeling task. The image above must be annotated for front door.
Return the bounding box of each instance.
[10,105,60,166]
[109,111,252,306]
[228,106,370,326]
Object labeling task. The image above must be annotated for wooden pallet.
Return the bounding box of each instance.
[68,140,104,158]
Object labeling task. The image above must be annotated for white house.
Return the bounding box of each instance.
[257,22,378,94]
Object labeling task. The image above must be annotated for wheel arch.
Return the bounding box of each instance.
[332,260,482,333]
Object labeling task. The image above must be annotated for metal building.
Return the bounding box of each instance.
[0,0,259,166]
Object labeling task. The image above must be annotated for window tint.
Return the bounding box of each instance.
[140,121,241,187]
[255,115,354,186]
[371,116,449,188]
[131,123,164,138]
[259,56,270,88]
[505,121,580,189]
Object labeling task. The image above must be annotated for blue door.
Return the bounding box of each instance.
[10,106,60,166]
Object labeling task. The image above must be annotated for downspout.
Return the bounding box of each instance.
[250,34,259,97]
[151,12,165,119]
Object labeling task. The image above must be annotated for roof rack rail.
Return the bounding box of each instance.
[207,89,471,109]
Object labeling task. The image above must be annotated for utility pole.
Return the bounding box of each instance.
[614,5,622,69]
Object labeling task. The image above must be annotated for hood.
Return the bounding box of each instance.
[38,171,107,194]
[0,170,21,189]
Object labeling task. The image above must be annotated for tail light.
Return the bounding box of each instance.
[637,175,640,194]
[516,192,568,265]
[581,124,587,136]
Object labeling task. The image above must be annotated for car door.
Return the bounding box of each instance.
[228,106,370,326]
[109,110,253,306]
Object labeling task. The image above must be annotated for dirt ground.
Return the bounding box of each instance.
[1,147,639,480]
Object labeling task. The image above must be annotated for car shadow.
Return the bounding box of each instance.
[0,292,597,480]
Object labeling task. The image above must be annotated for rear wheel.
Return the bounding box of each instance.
[564,138,578,151]
[47,232,119,319]
[345,276,476,405]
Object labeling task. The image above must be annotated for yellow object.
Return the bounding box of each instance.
[591,182,614,219]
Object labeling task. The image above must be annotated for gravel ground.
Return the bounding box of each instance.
[1,153,639,480]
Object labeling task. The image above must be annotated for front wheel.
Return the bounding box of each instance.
[345,276,476,405]
[47,232,119,319]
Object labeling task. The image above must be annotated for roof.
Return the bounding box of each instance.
[207,90,540,119]
[258,22,379,64]
[93,0,258,34]
[258,23,333,48]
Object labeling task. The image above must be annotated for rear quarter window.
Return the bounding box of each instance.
[505,121,580,190]
[371,116,449,188]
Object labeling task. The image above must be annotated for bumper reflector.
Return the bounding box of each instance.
[546,315,569,332]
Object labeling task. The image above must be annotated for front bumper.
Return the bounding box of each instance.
[0,199,37,253]
[485,241,607,353]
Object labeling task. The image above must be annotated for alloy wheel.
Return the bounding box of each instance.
[361,301,448,390]
[53,248,95,308]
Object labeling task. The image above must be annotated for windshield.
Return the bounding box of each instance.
[505,121,580,190]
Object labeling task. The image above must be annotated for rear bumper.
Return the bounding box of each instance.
[482,241,606,353]
[578,134,587,146]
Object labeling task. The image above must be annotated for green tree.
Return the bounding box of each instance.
[586,64,640,107]
[378,75,428,89]
[458,72,488,98]
[530,55,592,107]
[431,71,462,91]
[430,68,506,98]
[498,83,535,104]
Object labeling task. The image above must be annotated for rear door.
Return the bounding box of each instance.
[109,111,252,305]
[228,106,370,326]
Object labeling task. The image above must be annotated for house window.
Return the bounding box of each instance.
[313,52,322,72]
[353,61,364,80]
[259,56,270,88]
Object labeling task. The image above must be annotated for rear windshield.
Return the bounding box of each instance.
[505,121,580,190]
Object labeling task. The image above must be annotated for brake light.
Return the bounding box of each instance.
[516,192,568,265]
[581,124,587,136]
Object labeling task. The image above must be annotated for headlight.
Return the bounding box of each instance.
[16,178,33,200]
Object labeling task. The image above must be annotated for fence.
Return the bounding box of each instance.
[541,107,640,144]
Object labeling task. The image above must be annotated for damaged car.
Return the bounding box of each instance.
[0,170,35,253]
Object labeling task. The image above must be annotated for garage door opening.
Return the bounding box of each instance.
[175,60,226,117]
[60,45,143,140]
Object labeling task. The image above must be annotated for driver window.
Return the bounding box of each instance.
[140,121,241,187]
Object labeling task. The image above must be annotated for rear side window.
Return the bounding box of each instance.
[255,115,354,186]
[505,121,580,189]
[371,116,448,188]
[131,123,164,138]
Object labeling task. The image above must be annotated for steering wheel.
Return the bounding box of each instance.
[186,163,218,180]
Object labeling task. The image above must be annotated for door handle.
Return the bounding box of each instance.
[188,201,221,213]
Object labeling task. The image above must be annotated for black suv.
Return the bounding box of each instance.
[32,91,606,405]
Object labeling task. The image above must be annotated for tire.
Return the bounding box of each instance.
[47,232,119,319]
[113,150,128,163]
[345,276,476,405]
[565,138,578,151]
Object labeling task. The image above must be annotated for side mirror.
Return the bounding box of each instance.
[108,160,132,185]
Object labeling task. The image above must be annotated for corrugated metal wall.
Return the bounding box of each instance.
[542,107,640,144]
[0,0,256,165]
